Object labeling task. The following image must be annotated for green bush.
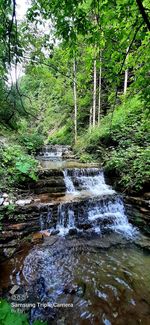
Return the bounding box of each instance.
[106,146,150,192]
[75,95,150,193]
[79,153,94,163]
[19,133,44,153]
[48,125,72,145]
[0,145,38,188]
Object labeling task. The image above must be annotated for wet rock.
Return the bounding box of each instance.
[16,199,32,206]
[135,235,150,252]
[77,223,92,230]
[0,239,18,248]
[68,228,78,236]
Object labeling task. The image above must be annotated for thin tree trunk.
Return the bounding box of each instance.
[124,47,129,95]
[93,58,97,127]
[73,59,77,144]
[98,52,102,126]
[89,106,93,132]
[124,68,128,94]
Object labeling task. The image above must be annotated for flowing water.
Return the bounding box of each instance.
[0,145,150,325]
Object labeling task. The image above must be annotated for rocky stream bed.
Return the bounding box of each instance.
[0,145,150,324]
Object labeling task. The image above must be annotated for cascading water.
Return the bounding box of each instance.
[56,204,75,235]
[63,170,76,193]
[57,168,137,238]
[40,145,63,160]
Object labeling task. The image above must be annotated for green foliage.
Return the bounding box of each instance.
[48,125,72,145]
[0,300,28,325]
[75,95,150,193]
[19,133,44,153]
[0,144,38,189]
[0,300,47,325]
[106,146,150,192]
[79,153,94,163]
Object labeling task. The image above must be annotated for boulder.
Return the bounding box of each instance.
[68,228,78,236]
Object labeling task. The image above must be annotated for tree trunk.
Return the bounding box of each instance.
[98,52,102,126]
[89,106,93,132]
[124,47,129,95]
[136,0,150,31]
[73,59,77,144]
[93,58,97,127]
[124,68,128,94]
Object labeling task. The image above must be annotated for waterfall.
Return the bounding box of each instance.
[40,214,44,230]
[56,204,75,236]
[64,168,115,196]
[56,196,137,238]
[40,145,63,160]
[63,170,76,193]
[56,168,137,238]
[38,164,137,239]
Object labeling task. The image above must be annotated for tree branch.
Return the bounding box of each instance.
[136,0,150,31]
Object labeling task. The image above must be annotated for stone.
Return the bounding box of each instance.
[3,201,9,206]
[32,232,44,243]
[77,223,92,230]
[0,198,4,205]
[68,228,78,236]
[16,199,32,206]
[9,285,20,295]
[3,193,8,198]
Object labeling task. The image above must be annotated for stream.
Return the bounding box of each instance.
[0,145,150,325]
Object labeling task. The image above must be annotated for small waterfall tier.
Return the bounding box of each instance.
[63,168,115,196]
[40,167,137,239]
[38,145,73,160]
[38,145,63,160]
